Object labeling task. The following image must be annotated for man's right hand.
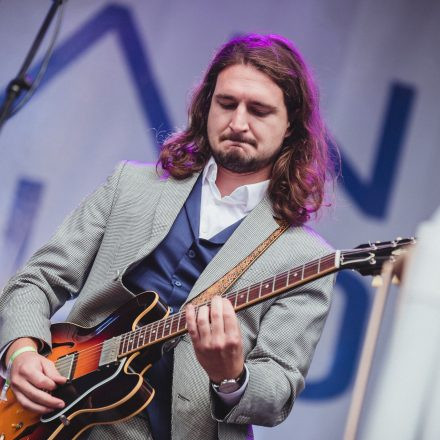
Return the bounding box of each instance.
[6,337,66,414]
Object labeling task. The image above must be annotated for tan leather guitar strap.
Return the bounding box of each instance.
[189,221,290,306]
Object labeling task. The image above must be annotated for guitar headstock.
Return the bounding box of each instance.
[339,237,416,276]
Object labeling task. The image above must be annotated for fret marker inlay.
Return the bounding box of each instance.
[116,251,340,359]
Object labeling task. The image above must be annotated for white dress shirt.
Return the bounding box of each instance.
[200,157,269,239]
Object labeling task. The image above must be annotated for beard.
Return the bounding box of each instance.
[211,143,281,174]
[210,133,282,173]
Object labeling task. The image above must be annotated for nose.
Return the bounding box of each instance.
[229,104,249,132]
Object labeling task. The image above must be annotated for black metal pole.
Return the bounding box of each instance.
[0,0,66,134]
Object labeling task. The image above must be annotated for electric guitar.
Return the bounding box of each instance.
[0,238,414,440]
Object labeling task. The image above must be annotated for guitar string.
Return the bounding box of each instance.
[54,241,407,371]
[53,253,338,371]
[55,249,372,371]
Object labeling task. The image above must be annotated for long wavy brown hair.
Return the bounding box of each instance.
[158,34,337,226]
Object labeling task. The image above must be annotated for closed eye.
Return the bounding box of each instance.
[218,101,237,110]
[249,107,272,117]
[214,94,277,116]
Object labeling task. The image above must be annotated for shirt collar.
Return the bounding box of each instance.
[202,156,269,213]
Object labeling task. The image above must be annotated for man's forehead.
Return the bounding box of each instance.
[213,64,284,104]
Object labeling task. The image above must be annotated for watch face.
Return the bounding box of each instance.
[218,380,240,394]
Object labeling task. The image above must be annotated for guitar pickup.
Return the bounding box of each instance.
[99,336,121,367]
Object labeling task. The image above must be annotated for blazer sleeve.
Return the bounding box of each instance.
[0,161,128,353]
[211,271,335,427]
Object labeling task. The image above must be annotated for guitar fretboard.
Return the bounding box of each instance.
[117,251,338,357]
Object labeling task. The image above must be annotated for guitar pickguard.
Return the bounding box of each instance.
[41,358,127,423]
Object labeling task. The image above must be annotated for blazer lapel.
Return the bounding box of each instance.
[132,173,200,264]
[185,195,279,304]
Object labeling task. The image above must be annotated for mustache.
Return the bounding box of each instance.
[219,133,257,148]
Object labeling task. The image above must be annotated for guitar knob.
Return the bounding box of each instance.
[12,422,23,431]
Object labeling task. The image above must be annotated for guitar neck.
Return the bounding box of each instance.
[52,238,412,378]
[117,251,340,357]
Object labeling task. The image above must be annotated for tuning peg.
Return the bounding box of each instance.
[371,275,383,287]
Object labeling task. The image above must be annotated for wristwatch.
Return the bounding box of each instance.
[211,367,247,394]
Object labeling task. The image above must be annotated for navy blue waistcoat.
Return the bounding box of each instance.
[125,176,242,440]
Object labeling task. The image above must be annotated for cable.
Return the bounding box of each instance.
[8,0,66,118]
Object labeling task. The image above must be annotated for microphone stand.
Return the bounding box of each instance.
[0,0,66,136]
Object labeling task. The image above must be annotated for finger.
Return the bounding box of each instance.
[42,358,67,385]
[196,305,211,341]
[210,296,225,338]
[12,355,58,391]
[11,354,66,408]
[12,378,65,410]
[186,304,199,341]
[222,298,241,336]
[13,389,58,414]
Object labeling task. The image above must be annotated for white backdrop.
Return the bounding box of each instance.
[1,1,439,438]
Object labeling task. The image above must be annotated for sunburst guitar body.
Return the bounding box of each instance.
[0,290,169,440]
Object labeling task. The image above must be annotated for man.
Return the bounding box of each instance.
[0,34,336,439]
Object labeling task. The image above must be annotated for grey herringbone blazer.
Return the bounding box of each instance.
[0,161,335,439]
